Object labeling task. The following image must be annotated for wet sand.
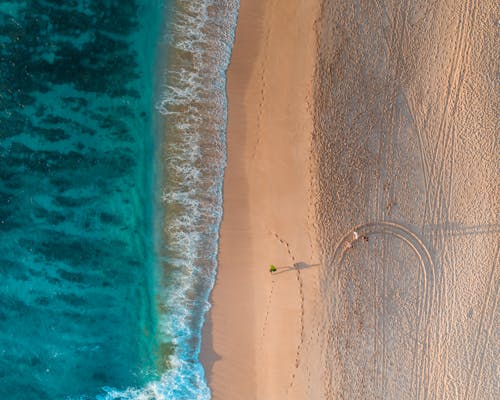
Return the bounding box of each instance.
[202,0,498,398]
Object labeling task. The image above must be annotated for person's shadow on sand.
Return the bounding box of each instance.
[273,262,320,275]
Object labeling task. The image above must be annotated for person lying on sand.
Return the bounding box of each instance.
[346,231,368,250]
[353,231,369,242]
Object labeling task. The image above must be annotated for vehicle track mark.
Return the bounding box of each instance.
[329,221,435,399]
[465,244,499,400]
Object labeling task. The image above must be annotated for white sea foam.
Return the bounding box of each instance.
[148,0,239,398]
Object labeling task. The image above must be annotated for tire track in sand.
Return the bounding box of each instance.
[464,243,499,400]
[403,3,478,395]
[330,221,436,399]
[377,1,413,392]
[422,0,477,226]
[424,2,478,395]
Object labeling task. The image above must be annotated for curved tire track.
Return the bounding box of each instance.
[328,221,436,399]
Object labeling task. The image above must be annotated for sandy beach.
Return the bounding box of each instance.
[314,0,498,398]
[202,0,498,399]
[200,0,321,398]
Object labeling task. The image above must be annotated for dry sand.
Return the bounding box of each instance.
[314,0,498,399]
[200,0,321,399]
[202,0,498,399]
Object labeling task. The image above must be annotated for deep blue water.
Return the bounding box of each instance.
[0,0,239,399]
[0,1,162,398]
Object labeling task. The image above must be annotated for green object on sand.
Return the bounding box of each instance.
[269,264,277,273]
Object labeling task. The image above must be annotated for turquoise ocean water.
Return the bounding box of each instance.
[0,1,238,399]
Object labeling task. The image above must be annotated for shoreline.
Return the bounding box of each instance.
[200,0,321,398]
[153,1,239,397]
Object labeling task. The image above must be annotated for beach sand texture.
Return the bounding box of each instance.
[203,0,498,399]
[315,0,498,399]
[201,0,321,398]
